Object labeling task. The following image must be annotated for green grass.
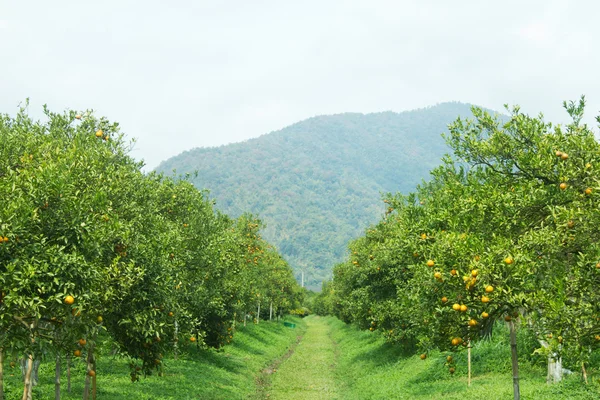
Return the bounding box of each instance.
[267,316,339,399]
[1,317,306,400]
[5,316,599,399]
[324,316,600,399]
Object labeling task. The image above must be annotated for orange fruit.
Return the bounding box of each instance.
[504,257,513,265]
[468,319,478,327]
[73,350,81,357]
[452,303,461,311]
[485,285,494,293]
[420,353,427,360]
[95,130,103,138]
[450,269,457,276]
[481,296,490,303]
[64,295,75,305]
[481,311,489,318]
[426,260,435,267]
[447,355,453,362]
[561,153,569,160]
[88,370,96,377]
[585,188,592,195]
[190,336,196,342]
[555,150,562,157]
[79,339,87,346]
[471,270,478,277]
[504,315,512,322]
[460,304,468,312]
[434,272,442,280]
[559,182,568,190]
[441,297,448,303]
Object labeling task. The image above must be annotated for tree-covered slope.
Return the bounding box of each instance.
[155,102,478,289]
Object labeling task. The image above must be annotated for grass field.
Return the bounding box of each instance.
[3,315,600,399]
[1,317,306,400]
[324,316,600,400]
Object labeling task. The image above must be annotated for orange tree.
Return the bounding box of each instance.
[0,105,150,397]
[322,97,600,397]
[0,103,302,397]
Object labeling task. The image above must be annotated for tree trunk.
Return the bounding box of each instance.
[269,302,273,321]
[508,320,520,400]
[92,354,97,400]
[540,340,562,384]
[547,355,562,383]
[83,345,95,400]
[67,354,71,393]
[467,341,472,387]
[0,348,4,400]
[257,303,260,324]
[31,359,40,387]
[21,354,33,400]
[244,311,247,327]
[55,353,61,400]
[582,361,588,384]
[174,320,179,360]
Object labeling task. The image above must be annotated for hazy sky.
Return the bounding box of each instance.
[2,1,599,169]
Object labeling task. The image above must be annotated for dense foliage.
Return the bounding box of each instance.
[0,104,302,399]
[315,98,600,395]
[156,103,478,288]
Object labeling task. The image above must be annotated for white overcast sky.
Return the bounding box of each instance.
[1,0,599,169]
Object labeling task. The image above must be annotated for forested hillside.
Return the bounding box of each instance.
[156,102,479,289]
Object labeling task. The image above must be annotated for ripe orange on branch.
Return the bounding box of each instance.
[64,295,75,305]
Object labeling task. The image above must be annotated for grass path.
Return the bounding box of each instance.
[267,316,339,399]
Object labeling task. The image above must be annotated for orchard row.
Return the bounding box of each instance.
[0,104,302,399]
[314,98,600,396]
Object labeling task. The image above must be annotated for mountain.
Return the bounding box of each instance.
[155,102,479,289]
